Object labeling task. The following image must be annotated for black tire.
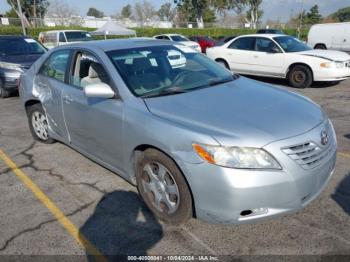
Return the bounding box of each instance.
[216,59,230,70]
[314,44,326,50]
[0,81,11,98]
[288,65,313,88]
[136,149,193,225]
[27,103,55,144]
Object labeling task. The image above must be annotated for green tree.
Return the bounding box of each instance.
[305,4,322,24]
[87,7,104,18]
[6,0,49,19]
[158,3,175,22]
[332,6,350,22]
[121,4,132,19]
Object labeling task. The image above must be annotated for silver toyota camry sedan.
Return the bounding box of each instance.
[19,39,337,225]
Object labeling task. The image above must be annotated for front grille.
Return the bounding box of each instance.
[281,127,335,170]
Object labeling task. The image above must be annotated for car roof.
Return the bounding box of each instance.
[0,35,33,39]
[40,30,87,33]
[55,38,177,52]
[237,34,286,38]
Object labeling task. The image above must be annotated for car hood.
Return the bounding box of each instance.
[298,49,350,62]
[0,54,43,68]
[144,77,325,147]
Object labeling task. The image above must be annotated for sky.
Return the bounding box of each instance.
[0,0,349,22]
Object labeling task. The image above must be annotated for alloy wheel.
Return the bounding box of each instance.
[31,111,49,141]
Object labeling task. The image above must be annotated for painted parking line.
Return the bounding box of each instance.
[338,152,350,158]
[0,149,107,262]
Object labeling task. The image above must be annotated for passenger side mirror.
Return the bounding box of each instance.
[84,82,115,99]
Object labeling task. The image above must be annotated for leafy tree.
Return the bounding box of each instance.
[6,0,49,19]
[5,8,18,18]
[305,4,322,24]
[158,3,175,22]
[87,7,105,18]
[245,0,263,29]
[121,4,132,19]
[331,6,350,22]
[133,1,156,26]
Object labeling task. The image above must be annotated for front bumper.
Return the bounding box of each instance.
[180,121,337,224]
[314,67,350,81]
[0,70,21,90]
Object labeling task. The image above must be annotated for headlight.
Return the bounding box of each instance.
[320,61,344,69]
[0,62,23,72]
[193,143,282,170]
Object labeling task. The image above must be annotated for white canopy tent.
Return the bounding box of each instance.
[91,21,136,39]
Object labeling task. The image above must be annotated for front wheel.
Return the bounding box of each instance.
[136,149,193,225]
[27,103,55,144]
[288,65,313,88]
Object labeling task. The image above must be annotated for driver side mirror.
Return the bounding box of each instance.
[84,82,115,99]
[269,46,281,53]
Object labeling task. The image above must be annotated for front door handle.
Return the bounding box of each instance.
[63,95,73,104]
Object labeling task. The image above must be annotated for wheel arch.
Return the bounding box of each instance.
[132,144,197,218]
[215,58,230,69]
[286,62,314,81]
[25,99,41,112]
[314,43,327,49]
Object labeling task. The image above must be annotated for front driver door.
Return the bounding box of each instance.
[251,37,286,77]
[61,50,125,170]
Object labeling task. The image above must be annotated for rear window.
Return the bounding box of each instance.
[0,38,46,55]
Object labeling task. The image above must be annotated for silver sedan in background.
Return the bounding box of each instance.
[19,39,337,225]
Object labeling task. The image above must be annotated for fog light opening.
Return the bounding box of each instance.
[240,210,253,216]
[240,208,268,217]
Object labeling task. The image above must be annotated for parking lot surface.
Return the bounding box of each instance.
[0,78,349,260]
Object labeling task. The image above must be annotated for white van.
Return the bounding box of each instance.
[38,30,92,49]
[308,22,350,52]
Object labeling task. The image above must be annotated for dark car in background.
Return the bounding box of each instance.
[189,36,216,53]
[0,35,46,98]
[215,36,237,46]
[257,29,284,34]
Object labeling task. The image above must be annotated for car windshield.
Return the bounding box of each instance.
[171,35,189,42]
[107,45,235,97]
[65,31,92,42]
[273,36,311,52]
[0,38,46,55]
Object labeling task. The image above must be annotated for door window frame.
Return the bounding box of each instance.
[39,49,73,84]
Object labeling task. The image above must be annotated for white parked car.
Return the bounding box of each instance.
[207,34,350,88]
[308,22,350,52]
[153,34,201,52]
[38,30,92,49]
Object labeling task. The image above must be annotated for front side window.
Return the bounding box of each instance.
[229,37,255,51]
[107,45,234,97]
[274,36,311,53]
[255,38,280,52]
[40,50,70,82]
[0,38,46,56]
[70,51,110,89]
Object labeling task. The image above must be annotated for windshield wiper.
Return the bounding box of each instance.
[208,74,239,87]
[141,86,187,98]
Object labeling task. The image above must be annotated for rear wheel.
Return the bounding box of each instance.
[27,103,55,144]
[314,44,327,50]
[136,149,193,225]
[288,65,313,89]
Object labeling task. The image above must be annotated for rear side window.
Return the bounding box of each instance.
[229,37,255,51]
[40,50,70,82]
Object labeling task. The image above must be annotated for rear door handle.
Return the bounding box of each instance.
[63,95,74,104]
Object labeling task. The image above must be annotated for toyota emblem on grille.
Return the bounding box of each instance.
[320,130,329,145]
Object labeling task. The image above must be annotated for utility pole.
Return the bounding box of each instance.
[16,0,26,35]
[298,0,304,39]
